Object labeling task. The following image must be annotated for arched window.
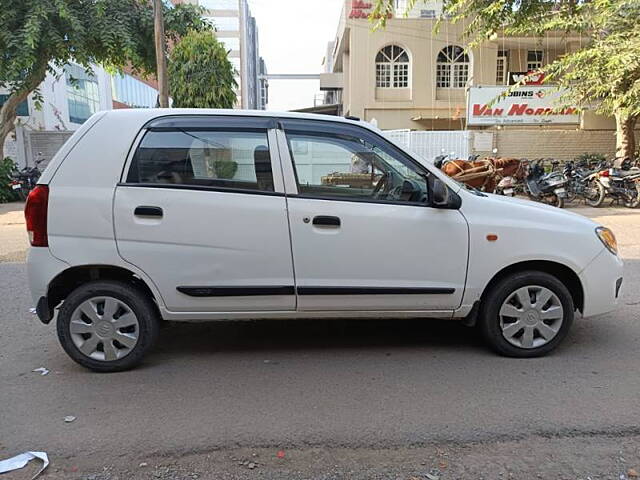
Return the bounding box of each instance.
[375,45,410,88]
[436,46,469,88]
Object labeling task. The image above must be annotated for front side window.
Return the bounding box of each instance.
[65,64,100,124]
[286,130,427,204]
[376,45,410,88]
[127,129,274,192]
[436,45,469,88]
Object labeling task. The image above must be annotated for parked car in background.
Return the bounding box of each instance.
[25,110,623,371]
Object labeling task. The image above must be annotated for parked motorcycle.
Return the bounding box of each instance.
[590,158,640,208]
[525,159,568,208]
[563,160,607,206]
[496,175,517,196]
[10,155,44,200]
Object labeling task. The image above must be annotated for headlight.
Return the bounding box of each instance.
[596,226,618,255]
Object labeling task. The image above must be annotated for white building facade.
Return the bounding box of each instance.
[197,0,268,109]
[1,63,114,169]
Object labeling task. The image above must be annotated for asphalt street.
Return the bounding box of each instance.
[1,203,640,478]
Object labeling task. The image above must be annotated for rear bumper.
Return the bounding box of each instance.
[579,248,624,317]
[27,247,70,323]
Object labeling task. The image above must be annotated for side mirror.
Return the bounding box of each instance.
[431,177,450,207]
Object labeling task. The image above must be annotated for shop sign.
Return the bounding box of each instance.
[467,86,579,125]
[348,0,393,19]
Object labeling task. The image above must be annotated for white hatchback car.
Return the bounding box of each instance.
[25,110,623,371]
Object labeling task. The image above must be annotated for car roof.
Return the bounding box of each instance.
[101,108,371,130]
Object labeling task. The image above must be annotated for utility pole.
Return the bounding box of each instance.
[153,0,170,108]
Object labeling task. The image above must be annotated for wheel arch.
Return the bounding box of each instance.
[47,265,161,317]
[481,260,584,313]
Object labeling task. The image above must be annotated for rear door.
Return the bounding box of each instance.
[114,115,295,313]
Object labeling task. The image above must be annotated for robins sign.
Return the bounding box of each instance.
[467,86,580,125]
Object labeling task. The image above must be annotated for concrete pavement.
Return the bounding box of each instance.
[1,203,639,478]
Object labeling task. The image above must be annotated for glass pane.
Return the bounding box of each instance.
[287,132,427,203]
[128,130,274,192]
[211,16,240,31]
[376,63,391,87]
[436,63,450,87]
[200,0,238,10]
[218,36,240,51]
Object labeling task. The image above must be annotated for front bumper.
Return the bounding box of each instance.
[579,248,624,317]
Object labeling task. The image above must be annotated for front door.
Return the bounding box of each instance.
[278,119,469,312]
[114,115,295,313]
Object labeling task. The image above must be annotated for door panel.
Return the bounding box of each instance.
[115,187,295,312]
[287,197,468,311]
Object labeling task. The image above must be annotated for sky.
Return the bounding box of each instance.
[248,0,345,111]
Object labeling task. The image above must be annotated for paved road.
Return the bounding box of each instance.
[1,204,639,478]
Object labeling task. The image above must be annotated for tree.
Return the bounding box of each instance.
[168,30,238,108]
[0,0,210,160]
[371,0,640,164]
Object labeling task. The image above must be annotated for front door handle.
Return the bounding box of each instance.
[312,215,341,227]
[134,206,163,217]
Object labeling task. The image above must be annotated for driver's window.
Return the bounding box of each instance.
[286,131,427,203]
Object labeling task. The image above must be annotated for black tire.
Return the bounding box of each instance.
[585,180,606,207]
[479,271,574,358]
[623,182,640,208]
[56,280,159,372]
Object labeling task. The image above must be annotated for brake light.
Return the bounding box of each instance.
[25,185,49,247]
[599,170,610,177]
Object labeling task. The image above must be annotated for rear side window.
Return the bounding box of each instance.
[126,129,274,192]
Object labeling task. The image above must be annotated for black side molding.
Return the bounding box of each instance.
[297,287,455,295]
[177,286,296,297]
[177,286,455,297]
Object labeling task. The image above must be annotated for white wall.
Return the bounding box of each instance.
[0,62,113,166]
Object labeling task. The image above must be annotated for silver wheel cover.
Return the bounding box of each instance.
[499,285,564,349]
[69,296,140,361]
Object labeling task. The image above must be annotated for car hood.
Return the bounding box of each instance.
[466,192,599,230]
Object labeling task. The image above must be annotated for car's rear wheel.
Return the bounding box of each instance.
[479,271,574,357]
[56,280,159,372]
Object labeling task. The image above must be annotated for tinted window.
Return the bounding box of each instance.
[286,131,428,203]
[127,129,274,192]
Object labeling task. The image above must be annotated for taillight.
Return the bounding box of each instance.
[599,170,610,177]
[25,185,49,247]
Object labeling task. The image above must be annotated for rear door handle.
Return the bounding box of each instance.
[134,206,163,217]
[312,215,341,227]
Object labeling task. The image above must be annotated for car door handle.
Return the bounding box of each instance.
[312,215,341,227]
[134,206,163,217]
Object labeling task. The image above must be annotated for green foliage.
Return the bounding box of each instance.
[168,30,237,108]
[213,159,238,179]
[0,157,19,203]
[0,0,210,90]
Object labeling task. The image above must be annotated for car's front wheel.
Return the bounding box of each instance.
[479,271,574,357]
[56,280,159,372]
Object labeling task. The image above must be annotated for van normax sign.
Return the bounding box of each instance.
[467,86,580,125]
